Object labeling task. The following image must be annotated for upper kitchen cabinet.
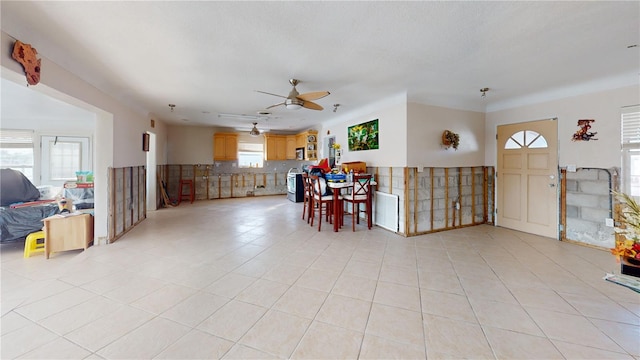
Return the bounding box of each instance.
[213,133,238,161]
[264,134,287,160]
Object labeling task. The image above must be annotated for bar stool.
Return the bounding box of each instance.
[178,179,194,204]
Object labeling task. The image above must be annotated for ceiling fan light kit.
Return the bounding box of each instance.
[249,122,260,137]
[257,78,330,111]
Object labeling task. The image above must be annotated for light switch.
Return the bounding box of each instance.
[567,164,577,172]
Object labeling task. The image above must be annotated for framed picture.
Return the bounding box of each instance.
[348,119,379,151]
[142,133,150,152]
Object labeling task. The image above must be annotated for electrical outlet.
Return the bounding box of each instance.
[455,202,461,210]
[605,218,614,227]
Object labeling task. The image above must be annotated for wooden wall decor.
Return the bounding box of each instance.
[12,40,41,85]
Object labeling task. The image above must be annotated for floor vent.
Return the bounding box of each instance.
[375,191,399,232]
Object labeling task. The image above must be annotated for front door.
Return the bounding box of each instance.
[497,119,558,238]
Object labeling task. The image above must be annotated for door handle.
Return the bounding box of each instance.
[549,183,556,187]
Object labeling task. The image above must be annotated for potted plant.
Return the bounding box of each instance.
[442,130,460,150]
[611,191,640,277]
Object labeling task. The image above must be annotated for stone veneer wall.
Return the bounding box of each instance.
[565,167,618,248]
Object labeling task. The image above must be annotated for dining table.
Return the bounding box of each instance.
[326,179,377,232]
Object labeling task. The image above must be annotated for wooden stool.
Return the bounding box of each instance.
[179,179,194,204]
[24,230,45,258]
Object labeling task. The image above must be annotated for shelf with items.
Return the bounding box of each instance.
[301,130,318,161]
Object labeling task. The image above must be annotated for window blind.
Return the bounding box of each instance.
[0,129,34,147]
[622,105,640,144]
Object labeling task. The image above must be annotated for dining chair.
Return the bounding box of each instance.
[301,172,313,223]
[309,174,333,231]
[342,173,373,231]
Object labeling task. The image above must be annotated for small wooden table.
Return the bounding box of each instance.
[43,213,94,259]
[327,180,376,232]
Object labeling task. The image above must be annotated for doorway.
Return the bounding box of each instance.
[146,132,157,211]
[497,119,558,238]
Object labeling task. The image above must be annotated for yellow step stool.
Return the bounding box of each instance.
[24,230,45,258]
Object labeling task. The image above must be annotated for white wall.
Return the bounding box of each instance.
[322,96,408,167]
[485,85,639,168]
[407,103,485,167]
[166,125,215,164]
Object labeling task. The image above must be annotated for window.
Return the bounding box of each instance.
[504,130,548,149]
[622,105,640,196]
[237,134,264,168]
[0,129,34,181]
[41,136,91,185]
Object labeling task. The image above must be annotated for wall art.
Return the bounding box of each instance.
[348,119,379,151]
[572,119,598,141]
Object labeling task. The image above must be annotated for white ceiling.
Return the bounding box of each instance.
[1,1,638,133]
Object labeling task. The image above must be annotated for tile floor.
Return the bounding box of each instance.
[1,196,639,359]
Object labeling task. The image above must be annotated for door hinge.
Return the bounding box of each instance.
[496,134,498,140]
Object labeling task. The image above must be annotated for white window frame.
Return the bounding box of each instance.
[621,105,640,196]
[237,133,264,168]
[41,135,91,187]
[0,129,35,182]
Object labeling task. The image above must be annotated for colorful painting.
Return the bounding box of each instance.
[572,119,598,141]
[348,119,379,151]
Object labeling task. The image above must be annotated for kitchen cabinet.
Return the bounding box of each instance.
[264,135,287,160]
[286,136,296,160]
[299,130,318,161]
[213,133,238,161]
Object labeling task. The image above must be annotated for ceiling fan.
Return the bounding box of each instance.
[257,79,330,111]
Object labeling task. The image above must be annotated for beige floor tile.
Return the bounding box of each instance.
[272,286,328,319]
[366,303,424,347]
[154,329,235,359]
[420,289,477,323]
[17,336,92,359]
[240,310,311,358]
[590,318,640,356]
[418,271,464,295]
[160,291,229,327]
[1,311,33,336]
[483,326,563,359]
[261,263,307,285]
[373,281,421,312]
[359,334,426,360]
[309,254,349,273]
[96,317,190,359]
[378,264,419,287]
[171,263,229,289]
[291,321,362,359]
[470,298,544,336]
[331,273,377,301]
[343,259,382,280]
[458,276,518,304]
[131,283,197,315]
[197,300,267,341]
[526,307,625,353]
[423,314,494,359]
[0,323,58,359]
[14,287,96,322]
[102,273,168,303]
[552,340,635,359]
[203,272,257,298]
[561,292,640,325]
[316,293,371,332]
[294,268,340,292]
[222,344,278,359]
[509,287,579,314]
[235,279,290,308]
[39,295,121,335]
[64,304,154,352]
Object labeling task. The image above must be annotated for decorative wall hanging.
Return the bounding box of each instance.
[12,40,41,85]
[572,119,598,141]
[442,130,460,150]
[348,119,379,151]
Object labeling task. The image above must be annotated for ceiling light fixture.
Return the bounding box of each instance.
[168,104,176,112]
[249,122,260,137]
[333,104,340,113]
[480,88,490,98]
[285,98,303,110]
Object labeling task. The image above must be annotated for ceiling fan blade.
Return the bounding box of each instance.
[255,90,287,99]
[302,101,323,111]
[297,91,330,101]
[266,102,285,109]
